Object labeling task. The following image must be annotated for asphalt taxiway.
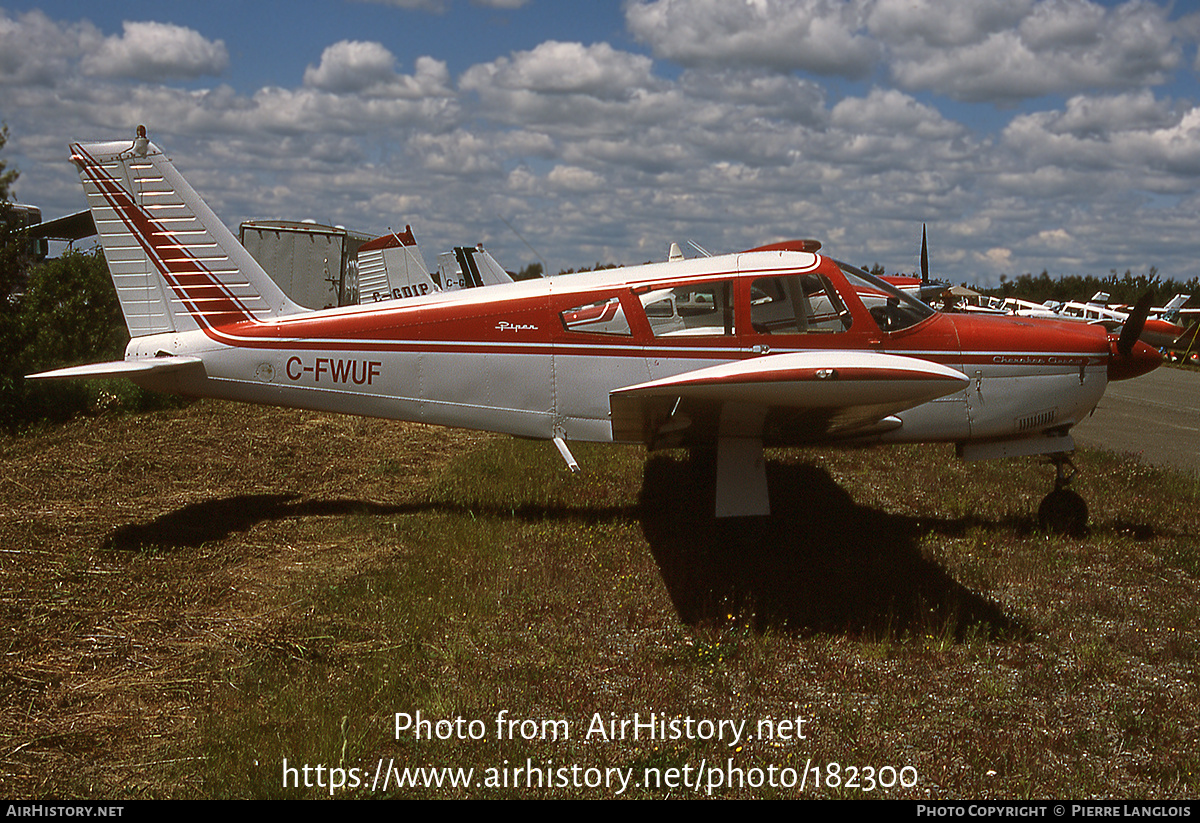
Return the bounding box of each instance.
[1073,366,1200,474]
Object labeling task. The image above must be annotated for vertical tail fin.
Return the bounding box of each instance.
[71,133,300,337]
[469,244,515,287]
[356,225,437,302]
[436,244,515,291]
[1161,293,1190,322]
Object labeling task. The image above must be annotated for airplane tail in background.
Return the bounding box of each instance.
[467,245,515,287]
[436,245,515,291]
[356,226,438,303]
[71,132,301,338]
[1161,293,1190,322]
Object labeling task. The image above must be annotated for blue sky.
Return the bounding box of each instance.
[2,0,1200,286]
[42,1,634,91]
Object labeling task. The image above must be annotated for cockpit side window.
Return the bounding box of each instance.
[836,261,935,333]
[749,274,852,334]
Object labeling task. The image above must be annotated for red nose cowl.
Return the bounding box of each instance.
[1108,337,1162,381]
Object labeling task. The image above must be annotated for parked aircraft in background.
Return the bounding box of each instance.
[356,225,443,304]
[1001,291,1197,354]
[356,227,518,304]
[882,225,950,305]
[29,132,1163,533]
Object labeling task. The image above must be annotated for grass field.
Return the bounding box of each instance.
[2,400,1198,798]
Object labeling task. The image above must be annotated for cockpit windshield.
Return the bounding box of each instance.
[835,261,936,333]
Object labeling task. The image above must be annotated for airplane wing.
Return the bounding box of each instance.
[610,350,969,448]
[26,356,205,381]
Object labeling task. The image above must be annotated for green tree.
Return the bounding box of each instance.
[0,124,30,428]
[515,262,543,281]
[20,247,126,371]
[8,248,132,426]
[986,267,1186,308]
[0,126,29,293]
[0,126,18,208]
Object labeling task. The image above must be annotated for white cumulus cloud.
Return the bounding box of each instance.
[304,42,452,100]
[462,41,656,98]
[0,10,102,86]
[626,0,880,78]
[874,0,1181,102]
[82,20,229,80]
[304,41,399,93]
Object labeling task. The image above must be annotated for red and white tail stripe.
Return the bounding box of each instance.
[71,139,298,338]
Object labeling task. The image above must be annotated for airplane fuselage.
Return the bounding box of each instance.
[123,251,1117,453]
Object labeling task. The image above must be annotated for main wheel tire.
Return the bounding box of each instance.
[1038,488,1088,536]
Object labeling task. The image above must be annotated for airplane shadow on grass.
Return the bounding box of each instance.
[101,458,1038,640]
[100,495,410,552]
[638,453,1028,640]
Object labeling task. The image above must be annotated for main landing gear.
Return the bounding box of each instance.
[1038,452,1088,536]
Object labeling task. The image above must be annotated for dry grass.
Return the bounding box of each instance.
[0,402,482,796]
[1,400,1198,798]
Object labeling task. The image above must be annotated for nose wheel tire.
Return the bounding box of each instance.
[1038,453,1088,536]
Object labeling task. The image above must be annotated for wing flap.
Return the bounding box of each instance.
[610,350,968,447]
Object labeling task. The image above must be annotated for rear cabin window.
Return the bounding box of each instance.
[560,296,632,336]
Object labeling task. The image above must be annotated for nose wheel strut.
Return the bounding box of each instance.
[1038,452,1088,536]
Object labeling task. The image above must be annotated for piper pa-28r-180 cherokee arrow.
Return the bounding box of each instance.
[30,131,1163,530]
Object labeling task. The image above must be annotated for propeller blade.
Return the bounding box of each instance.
[1117,291,1153,358]
[920,223,929,284]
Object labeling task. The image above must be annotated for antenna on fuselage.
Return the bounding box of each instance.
[500,216,548,277]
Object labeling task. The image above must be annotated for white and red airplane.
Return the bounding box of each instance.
[29,133,1162,530]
